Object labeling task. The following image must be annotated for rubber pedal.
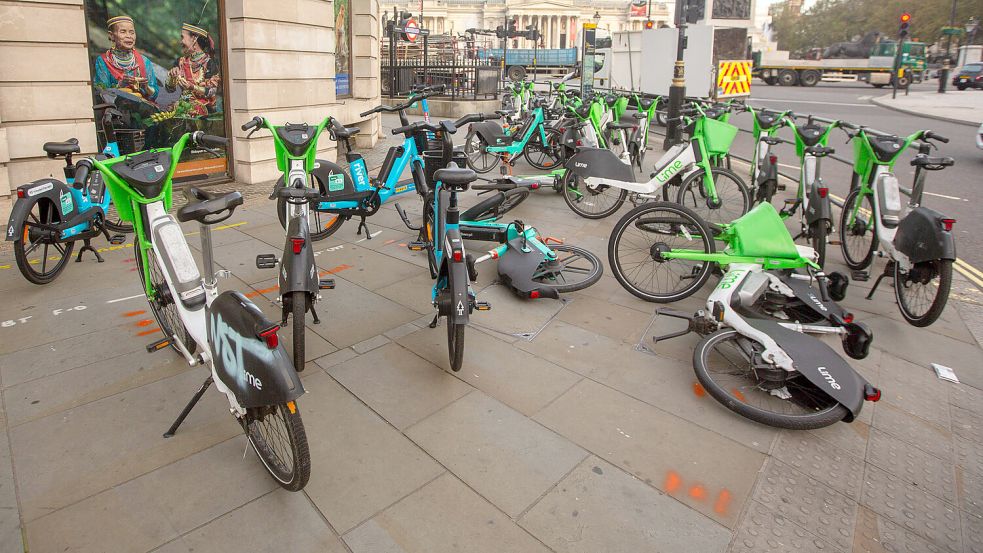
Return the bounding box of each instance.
[146,337,171,352]
[851,270,870,282]
[474,301,492,311]
[319,278,335,290]
[256,254,277,269]
[407,241,428,252]
[109,234,126,245]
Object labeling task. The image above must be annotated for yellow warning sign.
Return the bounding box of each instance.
[716,60,753,98]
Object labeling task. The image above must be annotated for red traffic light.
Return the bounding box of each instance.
[644,20,654,30]
[900,13,911,23]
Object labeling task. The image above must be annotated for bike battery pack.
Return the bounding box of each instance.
[152,218,206,309]
[875,173,903,229]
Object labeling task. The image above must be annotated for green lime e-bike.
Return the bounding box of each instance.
[78,131,311,491]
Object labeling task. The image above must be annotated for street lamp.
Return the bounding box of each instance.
[967,17,979,46]
[593,11,601,24]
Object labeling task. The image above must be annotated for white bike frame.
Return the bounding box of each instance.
[579,141,701,196]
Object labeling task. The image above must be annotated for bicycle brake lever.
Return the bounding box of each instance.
[201,145,222,158]
[246,127,259,139]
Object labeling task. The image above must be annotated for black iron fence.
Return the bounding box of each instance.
[382,57,501,100]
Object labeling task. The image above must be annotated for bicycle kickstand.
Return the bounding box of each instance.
[356,216,372,238]
[76,238,104,263]
[163,376,213,438]
[865,262,894,300]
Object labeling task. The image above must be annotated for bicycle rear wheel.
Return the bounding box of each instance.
[895,259,952,327]
[694,329,848,430]
[609,202,716,303]
[561,170,627,219]
[134,239,195,354]
[532,244,603,293]
[461,189,529,221]
[447,321,465,372]
[290,291,307,371]
[464,130,499,174]
[675,167,750,227]
[244,402,311,491]
[524,128,563,170]
[103,201,134,234]
[13,197,75,284]
[838,187,877,271]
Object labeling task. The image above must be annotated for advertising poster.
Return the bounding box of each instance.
[84,0,228,181]
[335,0,352,97]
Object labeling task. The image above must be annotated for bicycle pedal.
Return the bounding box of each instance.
[108,234,126,245]
[407,241,428,252]
[256,254,278,269]
[474,301,492,311]
[828,240,842,246]
[319,278,335,290]
[851,270,870,282]
[146,337,171,353]
[777,183,787,191]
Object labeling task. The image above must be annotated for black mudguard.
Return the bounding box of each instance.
[776,272,850,322]
[279,215,318,295]
[893,206,957,263]
[804,188,832,225]
[208,291,305,409]
[564,148,635,182]
[309,159,359,198]
[471,121,509,148]
[5,179,76,242]
[747,318,868,421]
[497,237,560,299]
[438,228,471,325]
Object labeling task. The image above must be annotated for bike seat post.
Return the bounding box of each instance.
[200,223,218,290]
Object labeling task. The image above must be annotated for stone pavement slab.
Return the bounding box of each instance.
[520,457,732,553]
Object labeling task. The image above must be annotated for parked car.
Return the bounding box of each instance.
[953,62,983,90]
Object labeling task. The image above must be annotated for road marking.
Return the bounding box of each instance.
[356,231,384,242]
[923,191,968,202]
[107,294,145,304]
[751,99,871,108]
[858,95,872,101]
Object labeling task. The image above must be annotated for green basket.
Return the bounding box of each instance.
[697,116,739,156]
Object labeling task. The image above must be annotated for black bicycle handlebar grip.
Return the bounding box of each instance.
[196,134,229,148]
[925,131,949,144]
[73,160,91,187]
[392,125,413,135]
[241,116,262,132]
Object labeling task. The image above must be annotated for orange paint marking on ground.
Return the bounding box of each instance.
[135,319,155,327]
[245,285,280,299]
[692,382,706,397]
[664,471,682,493]
[319,263,354,277]
[383,239,397,246]
[731,389,747,403]
[122,310,146,317]
[399,243,407,247]
[688,485,707,501]
[137,327,161,337]
[714,489,732,515]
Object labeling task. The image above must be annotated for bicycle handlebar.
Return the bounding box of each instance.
[361,86,446,117]
[241,116,263,132]
[924,131,949,144]
[391,113,501,136]
[193,132,228,148]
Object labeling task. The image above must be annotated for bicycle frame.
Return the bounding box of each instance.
[485,106,551,157]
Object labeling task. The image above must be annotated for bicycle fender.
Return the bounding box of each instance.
[279,216,318,295]
[471,121,508,148]
[746,318,868,421]
[497,237,560,299]
[440,229,471,325]
[564,148,635,182]
[775,272,850,321]
[208,291,305,409]
[805,189,832,225]
[5,179,72,241]
[893,206,957,263]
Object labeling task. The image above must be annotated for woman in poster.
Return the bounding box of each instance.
[166,23,222,118]
[93,15,159,101]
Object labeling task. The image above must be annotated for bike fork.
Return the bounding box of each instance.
[163,376,213,438]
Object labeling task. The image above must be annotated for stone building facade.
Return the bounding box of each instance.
[0,0,383,219]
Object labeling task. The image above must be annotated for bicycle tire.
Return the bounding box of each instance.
[13,197,75,284]
[694,329,848,430]
[276,197,345,242]
[447,321,465,372]
[524,128,563,170]
[102,200,133,234]
[838,187,877,271]
[244,402,311,491]
[561,170,627,220]
[675,167,750,227]
[895,259,952,328]
[464,130,499,174]
[133,238,195,355]
[291,291,306,371]
[809,220,828,268]
[608,202,716,303]
[461,189,529,221]
[532,244,603,293]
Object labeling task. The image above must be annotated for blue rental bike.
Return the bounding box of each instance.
[463,98,563,174]
[6,101,133,283]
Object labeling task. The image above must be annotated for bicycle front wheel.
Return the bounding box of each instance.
[13,197,75,285]
[524,128,563,170]
[290,291,307,371]
[447,321,465,372]
[675,167,750,227]
[532,244,603,293]
[809,220,828,268]
[838,187,877,271]
[608,202,716,303]
[694,329,848,430]
[895,259,952,327]
[464,130,499,174]
[561,170,627,219]
[244,402,311,491]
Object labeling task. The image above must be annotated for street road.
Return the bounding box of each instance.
[737,81,983,271]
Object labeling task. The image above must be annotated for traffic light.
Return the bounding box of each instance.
[899,13,911,38]
[644,20,654,30]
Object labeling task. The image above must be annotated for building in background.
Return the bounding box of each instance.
[0,0,384,220]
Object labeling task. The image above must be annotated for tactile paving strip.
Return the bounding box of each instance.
[728,500,839,553]
[955,435,983,477]
[873,403,954,461]
[867,428,957,504]
[962,511,983,553]
[853,505,946,553]
[861,465,962,553]
[949,384,983,417]
[754,460,857,552]
[951,405,983,442]
[773,432,865,501]
[958,466,983,517]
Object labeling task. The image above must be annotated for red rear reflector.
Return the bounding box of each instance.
[941,218,955,232]
[769,154,778,165]
[291,237,305,254]
[844,313,854,323]
[559,127,566,132]
[864,387,881,402]
[529,291,541,299]
[452,250,463,262]
[258,326,280,349]
[530,183,540,189]
[818,187,829,198]
[17,189,25,199]
[576,140,583,146]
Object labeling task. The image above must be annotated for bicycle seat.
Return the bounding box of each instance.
[762,136,783,146]
[796,124,824,147]
[805,145,835,157]
[43,138,80,158]
[631,112,649,120]
[755,111,783,128]
[910,155,954,170]
[275,123,316,156]
[435,167,477,190]
[177,187,244,224]
[331,125,360,140]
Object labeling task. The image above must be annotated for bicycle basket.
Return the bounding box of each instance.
[697,117,738,156]
[115,129,146,155]
[422,149,467,189]
[413,130,442,159]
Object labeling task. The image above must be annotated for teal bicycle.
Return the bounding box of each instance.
[464,100,563,174]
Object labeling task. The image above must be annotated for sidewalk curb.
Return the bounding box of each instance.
[869,95,979,127]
